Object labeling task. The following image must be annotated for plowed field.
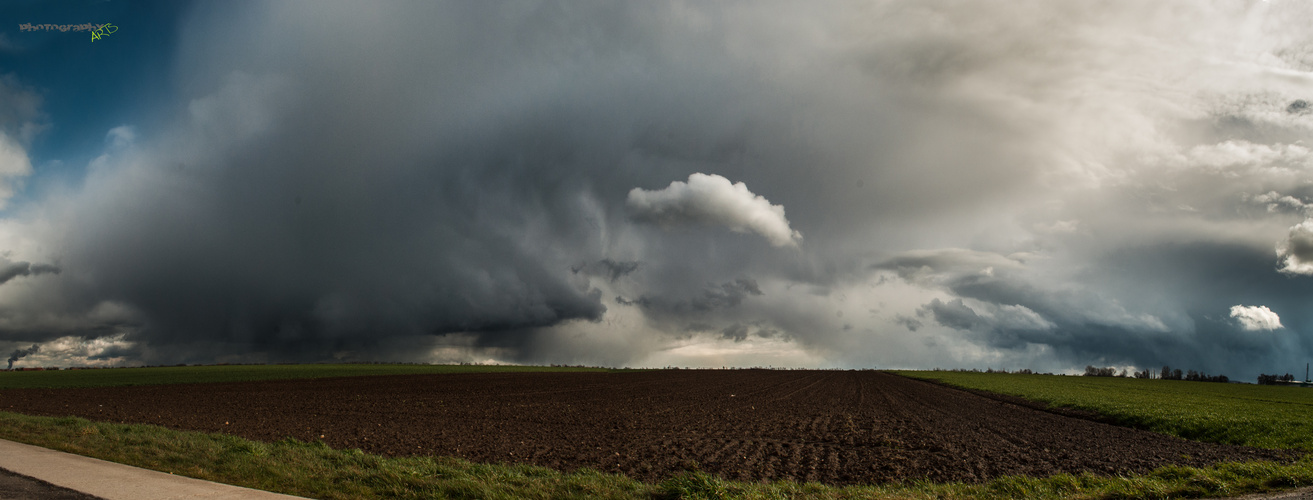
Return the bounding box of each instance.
[0,370,1295,485]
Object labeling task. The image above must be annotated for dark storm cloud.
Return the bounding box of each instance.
[721,323,749,342]
[885,239,1313,377]
[619,278,763,317]
[0,260,59,286]
[14,1,854,365]
[601,260,640,282]
[4,0,1313,373]
[573,259,640,283]
[717,322,779,342]
[917,298,982,331]
[894,314,922,332]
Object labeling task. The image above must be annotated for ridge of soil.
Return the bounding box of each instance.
[903,375,1119,424]
[0,370,1297,485]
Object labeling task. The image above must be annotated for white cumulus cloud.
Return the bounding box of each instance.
[1230,305,1283,331]
[627,173,802,247]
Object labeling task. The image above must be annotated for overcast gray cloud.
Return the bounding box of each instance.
[620,278,764,321]
[0,259,58,286]
[1277,220,1313,275]
[0,0,1310,379]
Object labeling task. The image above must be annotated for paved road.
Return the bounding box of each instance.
[1218,487,1313,500]
[0,468,103,500]
[0,439,306,500]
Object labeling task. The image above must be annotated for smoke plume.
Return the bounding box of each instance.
[7,344,37,370]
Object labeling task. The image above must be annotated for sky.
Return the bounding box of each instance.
[0,0,1311,380]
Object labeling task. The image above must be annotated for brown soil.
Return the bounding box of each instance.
[0,370,1297,485]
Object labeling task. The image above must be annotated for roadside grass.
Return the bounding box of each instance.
[894,370,1313,451]
[1,410,1311,499]
[0,364,613,389]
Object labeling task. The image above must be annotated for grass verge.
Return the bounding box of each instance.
[893,370,1313,452]
[0,364,614,389]
[1,410,1310,499]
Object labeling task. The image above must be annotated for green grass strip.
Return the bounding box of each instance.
[894,371,1313,452]
[0,411,1309,499]
[0,364,614,389]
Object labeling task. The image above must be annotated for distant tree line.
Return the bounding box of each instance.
[932,365,1233,382]
[987,368,1033,374]
[1257,373,1296,385]
[1082,365,1229,383]
[1084,366,1121,377]
[933,367,1056,375]
[1181,369,1228,383]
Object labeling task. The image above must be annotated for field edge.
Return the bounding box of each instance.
[891,370,1313,453]
[0,363,621,390]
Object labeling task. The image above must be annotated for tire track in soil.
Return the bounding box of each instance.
[0,370,1298,485]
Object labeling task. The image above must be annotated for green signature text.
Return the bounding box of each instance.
[90,23,118,42]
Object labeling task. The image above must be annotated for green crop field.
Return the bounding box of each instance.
[0,363,611,389]
[895,371,1313,451]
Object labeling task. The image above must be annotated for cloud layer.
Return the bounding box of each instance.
[1277,220,1313,275]
[0,0,1310,379]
